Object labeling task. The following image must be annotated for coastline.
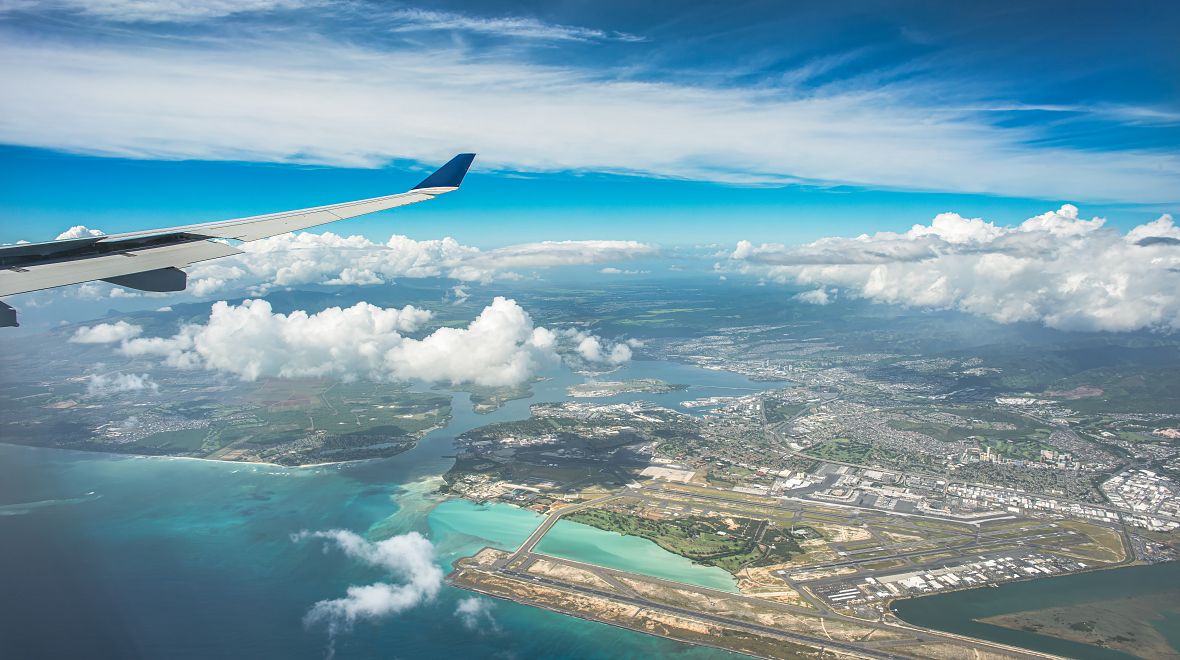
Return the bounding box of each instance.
[889,561,1180,660]
[0,441,389,470]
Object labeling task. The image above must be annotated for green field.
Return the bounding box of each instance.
[130,428,210,452]
[564,508,810,573]
[763,399,810,424]
[802,437,892,464]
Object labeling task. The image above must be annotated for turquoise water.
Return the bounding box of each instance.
[0,360,778,659]
[536,519,739,592]
[893,562,1180,660]
[428,499,545,568]
[0,443,736,660]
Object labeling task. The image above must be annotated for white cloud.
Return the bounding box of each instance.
[454,597,498,632]
[70,320,143,343]
[113,297,627,385]
[86,371,157,396]
[731,207,1180,332]
[600,267,648,275]
[294,530,441,641]
[185,232,657,297]
[108,287,140,298]
[6,0,318,22]
[69,281,169,300]
[795,288,831,305]
[0,34,1176,202]
[449,285,470,304]
[1126,213,1180,245]
[388,9,644,43]
[564,329,632,365]
[55,225,105,240]
[1016,204,1105,238]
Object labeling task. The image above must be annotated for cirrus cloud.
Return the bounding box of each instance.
[0,30,1176,202]
[3,0,320,23]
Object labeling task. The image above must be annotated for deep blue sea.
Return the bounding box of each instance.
[0,361,772,659]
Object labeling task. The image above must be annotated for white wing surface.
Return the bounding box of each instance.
[0,153,476,327]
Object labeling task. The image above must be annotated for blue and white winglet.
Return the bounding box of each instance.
[0,153,476,327]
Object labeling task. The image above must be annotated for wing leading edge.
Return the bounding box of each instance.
[0,153,476,327]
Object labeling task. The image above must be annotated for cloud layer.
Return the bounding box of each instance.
[77,297,632,385]
[731,206,1180,332]
[1,29,1176,202]
[183,233,658,296]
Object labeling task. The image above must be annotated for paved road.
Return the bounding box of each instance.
[501,493,620,567]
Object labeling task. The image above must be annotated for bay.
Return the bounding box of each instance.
[0,359,779,659]
[892,562,1180,660]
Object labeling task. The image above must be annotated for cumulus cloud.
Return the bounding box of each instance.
[795,288,831,305]
[69,281,169,301]
[562,329,633,365]
[730,207,1180,332]
[86,371,157,396]
[449,285,471,304]
[1127,214,1180,245]
[70,320,143,343]
[1,32,1177,202]
[55,225,105,240]
[454,597,498,632]
[294,530,441,644]
[184,233,657,297]
[96,297,627,385]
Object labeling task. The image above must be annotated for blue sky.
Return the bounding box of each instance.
[1,1,1177,247]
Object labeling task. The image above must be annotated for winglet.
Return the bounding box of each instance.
[0,301,16,328]
[413,153,476,190]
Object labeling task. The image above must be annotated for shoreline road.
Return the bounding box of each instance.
[499,493,621,568]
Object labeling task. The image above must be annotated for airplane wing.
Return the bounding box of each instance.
[0,153,476,327]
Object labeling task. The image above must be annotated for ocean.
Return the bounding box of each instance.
[0,361,770,659]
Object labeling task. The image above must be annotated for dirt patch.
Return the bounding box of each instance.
[817,523,872,543]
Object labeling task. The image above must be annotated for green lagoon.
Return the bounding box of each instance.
[536,519,740,592]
